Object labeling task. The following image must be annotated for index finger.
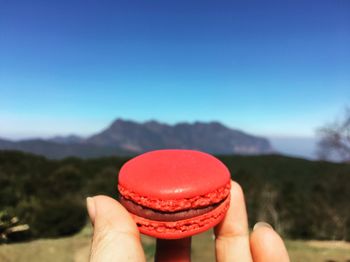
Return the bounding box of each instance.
[214,181,253,262]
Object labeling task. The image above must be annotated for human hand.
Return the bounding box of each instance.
[86,181,290,261]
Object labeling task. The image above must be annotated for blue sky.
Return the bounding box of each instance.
[1,0,349,140]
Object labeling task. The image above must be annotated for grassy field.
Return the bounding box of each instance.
[1,225,350,262]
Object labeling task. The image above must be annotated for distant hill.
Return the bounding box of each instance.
[48,135,84,144]
[0,119,273,159]
[0,138,131,159]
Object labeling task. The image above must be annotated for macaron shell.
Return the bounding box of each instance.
[131,195,230,239]
[119,150,231,200]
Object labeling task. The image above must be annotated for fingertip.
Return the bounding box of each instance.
[250,223,289,262]
[86,197,96,224]
[230,180,243,193]
[253,222,273,231]
[230,180,245,205]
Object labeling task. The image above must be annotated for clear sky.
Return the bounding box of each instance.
[1,0,349,139]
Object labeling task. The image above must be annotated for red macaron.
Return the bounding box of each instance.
[118,149,231,239]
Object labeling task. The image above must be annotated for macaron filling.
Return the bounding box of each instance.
[120,196,226,222]
[118,181,231,212]
[130,195,231,239]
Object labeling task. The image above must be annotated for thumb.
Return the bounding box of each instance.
[87,195,145,262]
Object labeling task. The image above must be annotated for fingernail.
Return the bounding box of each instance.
[86,197,96,223]
[253,222,273,231]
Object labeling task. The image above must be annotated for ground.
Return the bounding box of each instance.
[1,225,350,262]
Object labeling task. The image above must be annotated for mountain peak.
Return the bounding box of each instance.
[110,118,133,126]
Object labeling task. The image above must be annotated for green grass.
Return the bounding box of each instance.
[1,225,350,262]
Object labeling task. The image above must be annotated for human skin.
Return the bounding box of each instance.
[87,181,290,262]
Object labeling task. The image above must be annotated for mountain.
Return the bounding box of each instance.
[0,138,131,159]
[48,135,84,144]
[87,119,273,154]
[0,119,273,158]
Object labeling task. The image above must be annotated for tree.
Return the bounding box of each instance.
[256,183,286,235]
[44,165,83,197]
[317,108,350,162]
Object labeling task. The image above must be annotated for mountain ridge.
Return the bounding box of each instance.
[0,118,274,159]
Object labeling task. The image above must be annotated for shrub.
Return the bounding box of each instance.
[30,198,87,238]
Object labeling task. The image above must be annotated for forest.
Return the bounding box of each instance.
[1,150,350,243]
